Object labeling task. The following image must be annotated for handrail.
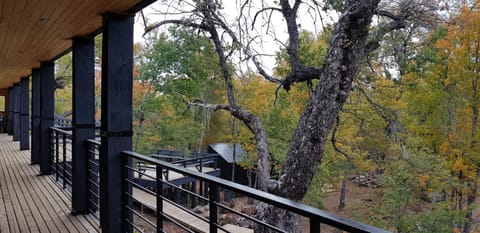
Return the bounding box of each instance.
[123,150,390,233]
[86,138,101,146]
[48,127,73,194]
[86,138,100,220]
[51,127,73,136]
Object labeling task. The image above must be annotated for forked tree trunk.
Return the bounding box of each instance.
[256,1,381,232]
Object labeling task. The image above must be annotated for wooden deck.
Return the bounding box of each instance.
[0,134,99,233]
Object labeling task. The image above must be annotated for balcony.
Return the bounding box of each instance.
[0,134,98,233]
[0,126,390,233]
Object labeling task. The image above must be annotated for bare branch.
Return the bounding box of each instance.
[252,7,282,30]
[211,12,282,84]
[143,19,208,36]
[331,116,351,161]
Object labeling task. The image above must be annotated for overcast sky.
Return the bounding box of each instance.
[132,1,337,73]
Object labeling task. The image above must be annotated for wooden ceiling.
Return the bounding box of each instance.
[0,0,150,88]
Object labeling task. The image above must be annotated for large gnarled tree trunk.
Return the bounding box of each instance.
[256,1,381,232]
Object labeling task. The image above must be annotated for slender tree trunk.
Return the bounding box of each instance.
[463,78,479,233]
[339,170,348,209]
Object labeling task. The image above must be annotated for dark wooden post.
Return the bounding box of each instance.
[12,84,20,141]
[99,12,134,233]
[31,69,41,164]
[71,37,95,214]
[40,62,55,175]
[7,87,13,135]
[20,77,30,150]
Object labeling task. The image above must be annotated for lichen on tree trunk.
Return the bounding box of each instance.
[257,0,381,231]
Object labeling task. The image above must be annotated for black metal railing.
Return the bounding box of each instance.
[86,138,101,220]
[49,127,73,194]
[54,116,72,128]
[122,151,390,233]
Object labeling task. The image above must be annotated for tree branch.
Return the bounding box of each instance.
[252,7,282,30]
[143,19,208,36]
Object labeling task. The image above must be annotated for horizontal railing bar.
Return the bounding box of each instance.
[49,127,73,136]
[88,179,99,188]
[86,138,101,145]
[157,195,209,224]
[125,205,156,228]
[88,189,99,199]
[88,169,99,176]
[216,201,285,232]
[87,160,99,166]
[125,179,156,197]
[124,218,145,233]
[157,179,209,202]
[158,211,195,233]
[125,165,156,180]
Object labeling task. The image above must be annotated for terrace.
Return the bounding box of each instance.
[0,0,390,232]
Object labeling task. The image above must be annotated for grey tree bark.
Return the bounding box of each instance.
[255,1,381,232]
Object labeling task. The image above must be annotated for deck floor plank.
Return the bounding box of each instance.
[0,134,98,233]
[2,146,40,233]
[0,141,22,233]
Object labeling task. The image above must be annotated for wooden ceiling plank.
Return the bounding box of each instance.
[2,0,29,84]
[7,0,28,68]
[32,0,76,62]
[0,0,144,88]
[0,0,16,64]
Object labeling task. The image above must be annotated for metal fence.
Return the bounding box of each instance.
[49,127,73,193]
[122,151,390,233]
[86,138,101,220]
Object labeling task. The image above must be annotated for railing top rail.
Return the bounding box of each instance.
[171,155,219,164]
[49,126,73,136]
[123,150,390,233]
[151,154,186,160]
[86,138,101,146]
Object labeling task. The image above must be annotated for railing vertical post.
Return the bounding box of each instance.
[71,37,96,215]
[209,183,219,233]
[99,12,134,233]
[310,218,321,233]
[31,69,41,164]
[39,61,55,175]
[156,164,163,231]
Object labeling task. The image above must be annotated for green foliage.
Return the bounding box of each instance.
[275,30,329,76]
[134,27,227,155]
[54,53,73,115]
[366,150,466,233]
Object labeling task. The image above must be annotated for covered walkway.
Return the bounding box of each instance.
[0,134,98,233]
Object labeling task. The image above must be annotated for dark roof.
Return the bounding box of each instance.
[208,143,244,163]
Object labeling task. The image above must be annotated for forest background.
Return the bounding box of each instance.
[52,0,480,232]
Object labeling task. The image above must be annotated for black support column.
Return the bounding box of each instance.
[40,62,55,175]
[7,87,13,135]
[31,69,41,164]
[71,37,95,214]
[100,13,134,233]
[12,84,20,141]
[20,77,30,150]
